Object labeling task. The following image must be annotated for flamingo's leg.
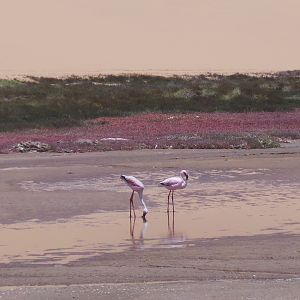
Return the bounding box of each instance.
[167,210,171,234]
[130,216,135,237]
[167,190,171,213]
[172,209,175,235]
[171,190,175,212]
[131,192,136,218]
[129,191,134,218]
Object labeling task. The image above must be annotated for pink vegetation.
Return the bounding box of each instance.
[1,112,300,152]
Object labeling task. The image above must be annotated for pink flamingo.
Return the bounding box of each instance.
[160,170,189,212]
[120,175,148,218]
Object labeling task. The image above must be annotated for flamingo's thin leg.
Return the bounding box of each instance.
[129,191,134,218]
[130,216,136,237]
[167,190,171,212]
[131,200,136,218]
[131,192,136,218]
[172,190,175,212]
[172,209,175,235]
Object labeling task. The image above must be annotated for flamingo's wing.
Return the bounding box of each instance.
[122,175,144,189]
[160,176,181,187]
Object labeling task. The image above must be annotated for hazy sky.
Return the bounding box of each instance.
[0,0,299,75]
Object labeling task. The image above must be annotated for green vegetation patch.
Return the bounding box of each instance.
[1,72,300,131]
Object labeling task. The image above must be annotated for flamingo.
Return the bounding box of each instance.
[120,175,148,218]
[160,170,189,212]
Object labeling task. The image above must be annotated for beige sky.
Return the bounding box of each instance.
[0,0,299,76]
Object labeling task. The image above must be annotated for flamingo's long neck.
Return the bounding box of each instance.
[138,190,148,214]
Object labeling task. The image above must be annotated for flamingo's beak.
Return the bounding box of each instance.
[186,174,189,180]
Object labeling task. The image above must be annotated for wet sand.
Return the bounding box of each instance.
[0,147,299,298]
[0,279,300,300]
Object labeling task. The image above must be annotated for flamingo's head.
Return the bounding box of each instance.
[142,209,148,222]
[180,170,189,181]
[142,207,148,217]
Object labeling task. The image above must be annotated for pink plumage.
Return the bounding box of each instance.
[121,175,144,191]
[120,175,148,218]
[160,170,189,212]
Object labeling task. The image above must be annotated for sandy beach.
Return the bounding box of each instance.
[0,147,299,299]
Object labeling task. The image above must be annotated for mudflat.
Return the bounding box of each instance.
[0,147,299,298]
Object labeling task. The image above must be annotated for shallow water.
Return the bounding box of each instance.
[1,168,300,265]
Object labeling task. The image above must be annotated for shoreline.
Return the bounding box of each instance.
[0,233,299,286]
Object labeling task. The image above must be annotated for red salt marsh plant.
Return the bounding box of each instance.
[1,112,300,153]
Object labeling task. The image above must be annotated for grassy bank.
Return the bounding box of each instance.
[1,72,300,131]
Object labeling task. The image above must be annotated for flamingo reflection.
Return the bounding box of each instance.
[167,210,175,237]
[129,216,148,250]
[164,210,186,247]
